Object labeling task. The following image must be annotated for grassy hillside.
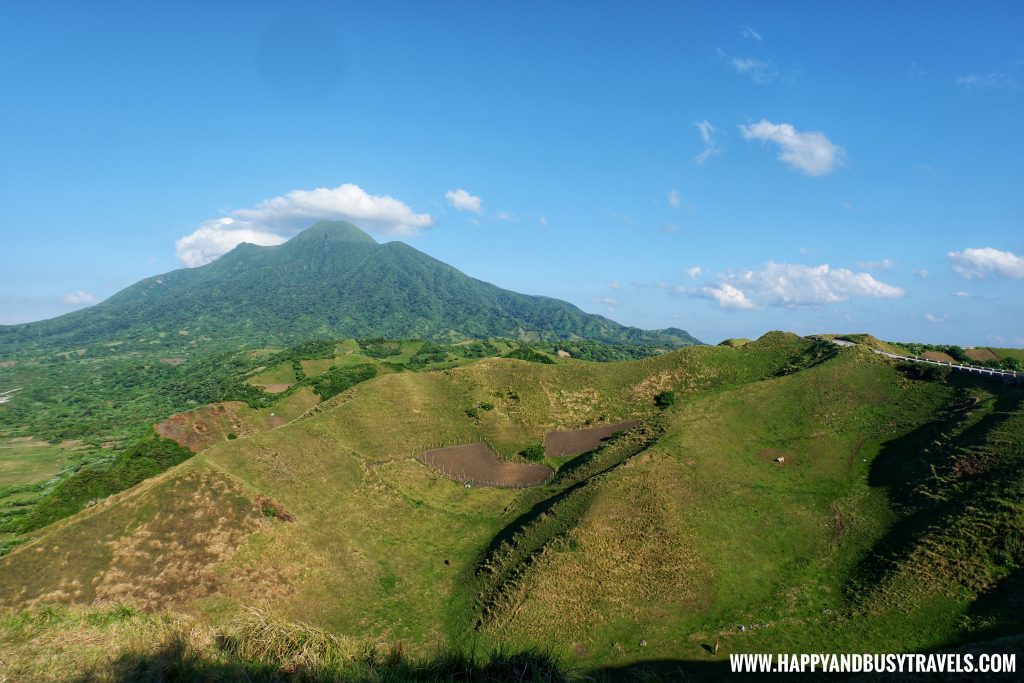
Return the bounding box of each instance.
[2,332,1022,677]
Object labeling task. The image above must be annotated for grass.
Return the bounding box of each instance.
[0,604,575,682]
[991,347,1024,362]
[0,438,79,487]
[3,332,1024,675]
[248,362,298,389]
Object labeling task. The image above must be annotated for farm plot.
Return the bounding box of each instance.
[965,348,1000,363]
[418,443,552,488]
[247,362,297,392]
[543,420,641,457]
[921,351,956,363]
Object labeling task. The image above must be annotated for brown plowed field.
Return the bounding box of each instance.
[965,348,1000,363]
[418,443,552,488]
[544,420,641,457]
[922,351,956,363]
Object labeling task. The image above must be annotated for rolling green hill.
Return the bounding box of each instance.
[0,221,699,356]
[3,332,1022,679]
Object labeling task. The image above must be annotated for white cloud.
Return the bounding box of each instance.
[693,120,722,165]
[696,262,904,310]
[799,247,813,255]
[63,290,98,305]
[176,218,288,268]
[912,269,929,279]
[493,210,514,221]
[731,57,778,84]
[235,184,433,235]
[907,62,929,80]
[955,61,1021,91]
[925,312,949,324]
[538,215,548,226]
[741,26,762,42]
[948,247,1024,279]
[667,190,681,208]
[592,296,618,305]
[700,283,757,310]
[175,183,434,267]
[445,188,483,213]
[738,120,844,176]
[685,266,702,279]
[607,280,621,290]
[857,258,895,271]
[952,291,971,298]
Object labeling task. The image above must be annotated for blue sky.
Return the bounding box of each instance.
[1,1,1022,346]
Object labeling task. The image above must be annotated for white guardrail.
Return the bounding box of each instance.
[822,338,1022,382]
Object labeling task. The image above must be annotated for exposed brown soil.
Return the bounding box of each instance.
[965,348,1000,363]
[543,420,641,457]
[418,443,552,488]
[155,402,248,452]
[259,383,292,394]
[158,357,187,365]
[922,351,956,363]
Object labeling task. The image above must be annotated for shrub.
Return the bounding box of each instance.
[310,364,377,401]
[654,390,677,408]
[519,443,545,461]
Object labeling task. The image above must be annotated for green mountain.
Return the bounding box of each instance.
[0,221,699,354]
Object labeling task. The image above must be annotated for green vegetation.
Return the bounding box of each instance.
[0,221,700,358]
[519,443,545,462]
[892,341,970,361]
[1,329,1022,676]
[9,437,192,533]
[653,390,676,408]
[534,340,670,361]
[504,347,556,364]
[0,334,685,547]
[309,363,378,401]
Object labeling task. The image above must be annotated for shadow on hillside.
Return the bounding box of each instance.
[967,567,1024,639]
[848,377,1024,601]
[82,638,573,682]
[591,658,736,681]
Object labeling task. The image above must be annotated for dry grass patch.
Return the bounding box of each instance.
[0,465,269,611]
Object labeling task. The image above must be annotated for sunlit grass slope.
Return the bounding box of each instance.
[2,332,1022,677]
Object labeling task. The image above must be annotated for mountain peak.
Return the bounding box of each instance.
[290,220,377,246]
